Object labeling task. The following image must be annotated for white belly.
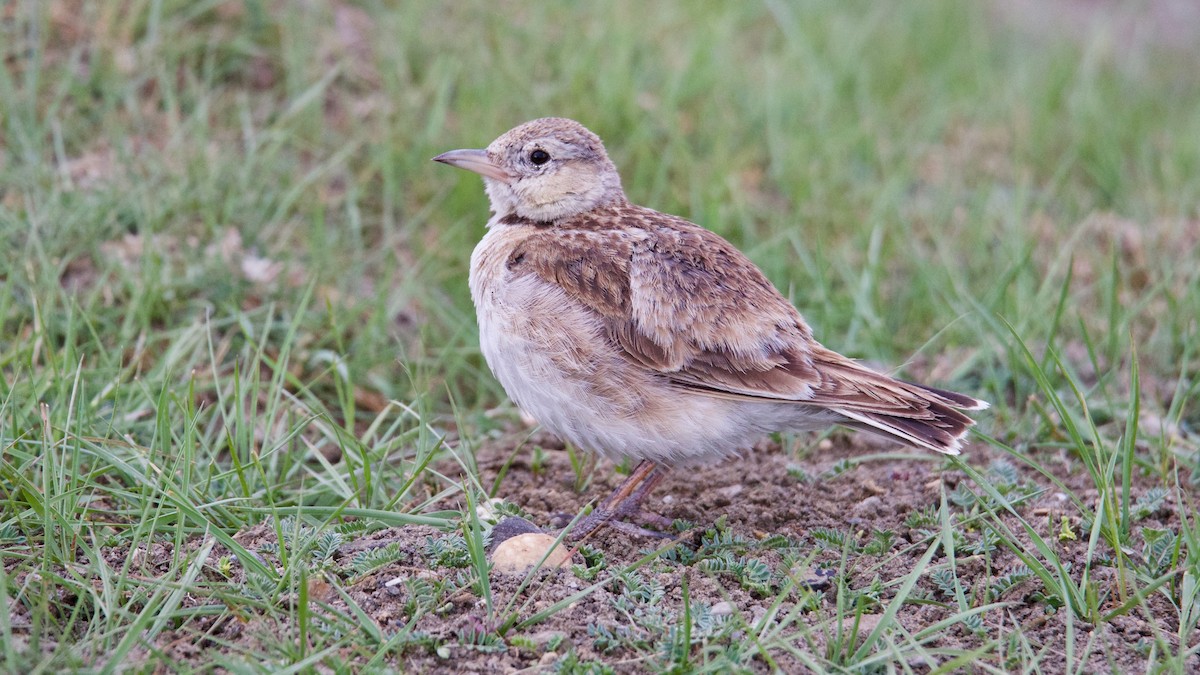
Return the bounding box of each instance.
[468,227,820,465]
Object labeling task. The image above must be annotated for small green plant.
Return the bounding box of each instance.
[384,630,439,657]
[929,568,961,598]
[566,443,594,493]
[811,527,853,551]
[311,531,343,568]
[861,529,895,555]
[455,622,507,654]
[904,504,940,529]
[988,565,1035,601]
[403,577,438,617]
[613,571,666,604]
[530,445,548,477]
[214,556,235,578]
[350,543,405,576]
[787,463,813,483]
[960,526,1001,556]
[333,520,389,537]
[587,623,627,654]
[1133,488,1169,520]
[572,544,609,581]
[424,534,472,569]
[846,575,885,610]
[820,459,855,481]
[1139,528,1178,577]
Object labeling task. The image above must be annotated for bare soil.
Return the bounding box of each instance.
[75,428,1185,672]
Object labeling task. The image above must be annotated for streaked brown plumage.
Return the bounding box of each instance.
[435,117,987,538]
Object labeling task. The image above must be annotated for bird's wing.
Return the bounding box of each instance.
[511,206,984,420]
[512,206,822,400]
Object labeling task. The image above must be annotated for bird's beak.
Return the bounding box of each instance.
[432,148,512,183]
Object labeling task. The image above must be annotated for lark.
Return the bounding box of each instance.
[434,117,987,539]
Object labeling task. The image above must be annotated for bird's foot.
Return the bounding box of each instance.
[563,507,674,541]
[607,495,675,530]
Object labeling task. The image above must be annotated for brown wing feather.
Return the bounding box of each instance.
[515,203,822,398]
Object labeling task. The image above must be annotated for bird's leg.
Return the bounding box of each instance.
[597,459,658,510]
[566,460,672,540]
[609,465,673,529]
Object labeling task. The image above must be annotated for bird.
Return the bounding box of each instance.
[433,117,987,539]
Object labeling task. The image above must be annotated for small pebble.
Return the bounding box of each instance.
[711,601,735,618]
[491,533,573,573]
[475,497,506,523]
[852,495,883,517]
[749,604,767,625]
[716,484,744,499]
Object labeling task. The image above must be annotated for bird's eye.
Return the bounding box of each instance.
[529,149,550,165]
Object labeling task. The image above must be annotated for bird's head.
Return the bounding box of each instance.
[433,117,625,223]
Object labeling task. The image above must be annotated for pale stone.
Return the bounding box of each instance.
[711,601,735,618]
[491,533,573,573]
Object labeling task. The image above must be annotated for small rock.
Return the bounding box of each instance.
[538,652,558,666]
[491,533,573,574]
[488,516,543,552]
[852,495,883,517]
[748,604,767,625]
[716,485,744,499]
[307,577,335,602]
[818,438,834,451]
[475,497,506,523]
[711,601,735,618]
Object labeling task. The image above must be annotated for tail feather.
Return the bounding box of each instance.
[837,404,975,455]
[805,348,988,455]
[904,380,990,411]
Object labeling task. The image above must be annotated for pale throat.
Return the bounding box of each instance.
[483,169,624,226]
